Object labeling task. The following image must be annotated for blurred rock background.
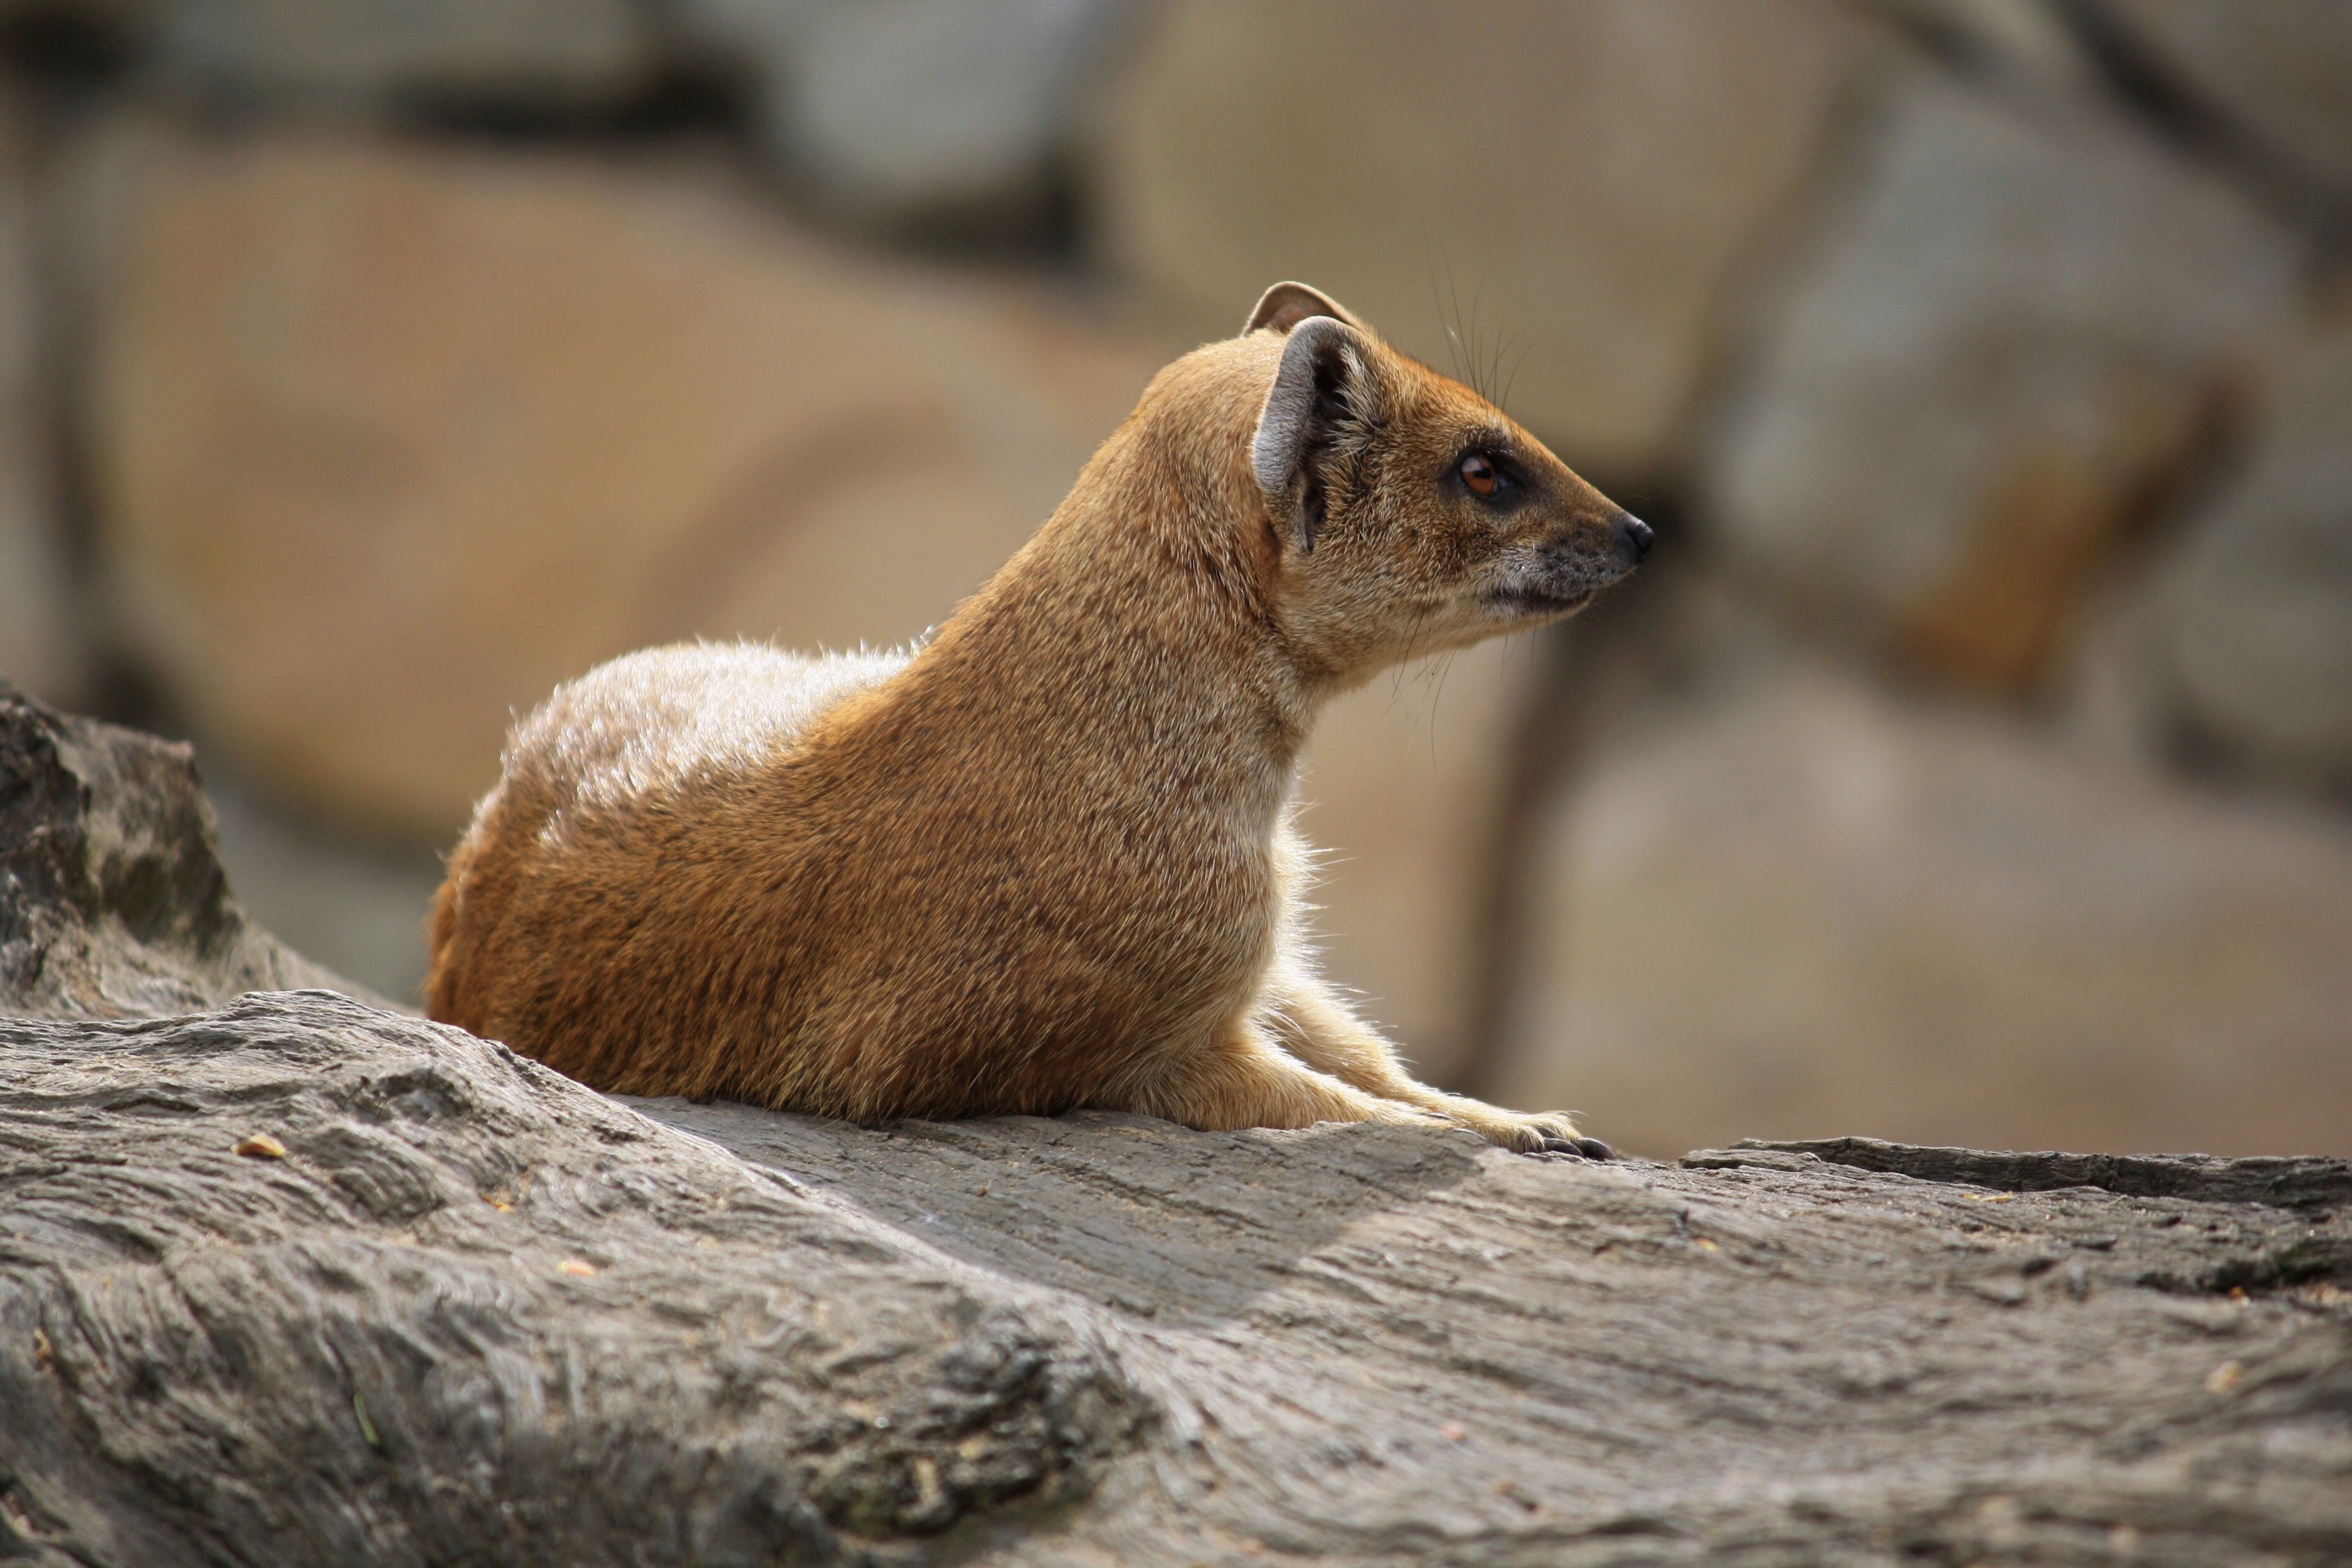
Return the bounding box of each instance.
[1,0,2346,1157]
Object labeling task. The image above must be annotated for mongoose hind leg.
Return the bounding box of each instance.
[1260,962,1613,1158]
[1123,1020,1453,1136]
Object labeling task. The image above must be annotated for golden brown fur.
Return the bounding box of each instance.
[426,283,1648,1153]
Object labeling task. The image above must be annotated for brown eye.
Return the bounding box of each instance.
[1460,453,1499,497]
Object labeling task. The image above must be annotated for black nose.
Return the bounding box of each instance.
[1617,512,1653,562]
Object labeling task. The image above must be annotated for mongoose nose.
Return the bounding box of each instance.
[1617,512,1654,562]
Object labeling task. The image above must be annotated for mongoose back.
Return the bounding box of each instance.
[426,282,1651,1153]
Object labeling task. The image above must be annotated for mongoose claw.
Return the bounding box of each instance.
[1535,1135,1611,1160]
[1527,1121,1616,1159]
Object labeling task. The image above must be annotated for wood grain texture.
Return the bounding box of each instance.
[4,686,2348,1565]
[0,682,389,1021]
[0,991,2346,1566]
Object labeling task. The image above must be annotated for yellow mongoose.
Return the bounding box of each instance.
[426,283,1650,1155]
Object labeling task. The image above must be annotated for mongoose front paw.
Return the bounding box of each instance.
[1474,1111,1613,1159]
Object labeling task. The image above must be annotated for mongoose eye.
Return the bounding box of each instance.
[1460,453,1502,497]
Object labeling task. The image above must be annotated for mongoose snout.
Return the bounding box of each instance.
[1492,509,1651,617]
[425,280,1645,1156]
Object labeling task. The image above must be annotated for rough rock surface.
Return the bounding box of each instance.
[5,691,2350,1566]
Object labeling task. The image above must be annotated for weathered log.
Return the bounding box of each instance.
[0,682,390,1020]
[3,686,2348,1566]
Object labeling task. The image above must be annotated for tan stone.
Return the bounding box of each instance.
[1091,0,1874,477]
[1701,72,2301,692]
[1488,662,2352,1160]
[2151,305,2352,788]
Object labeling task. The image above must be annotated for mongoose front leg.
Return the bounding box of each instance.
[1258,958,1613,1157]
[1122,1020,1455,1136]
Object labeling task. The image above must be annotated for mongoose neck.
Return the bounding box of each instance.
[852,403,1316,837]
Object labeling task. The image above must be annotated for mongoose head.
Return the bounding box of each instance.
[1241,282,1650,684]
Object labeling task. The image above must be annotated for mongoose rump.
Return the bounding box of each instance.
[426,283,1651,1154]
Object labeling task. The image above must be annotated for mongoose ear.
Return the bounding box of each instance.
[1251,315,1372,554]
[1244,281,1366,337]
